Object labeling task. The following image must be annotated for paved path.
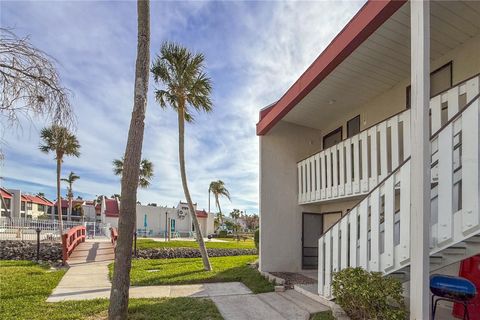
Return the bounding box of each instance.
[48,240,330,319]
[212,290,330,320]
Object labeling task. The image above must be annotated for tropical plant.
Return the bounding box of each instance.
[151,41,213,271]
[113,157,153,188]
[209,180,230,225]
[39,125,80,235]
[36,192,46,197]
[108,1,150,319]
[229,209,242,235]
[332,267,407,320]
[61,171,80,219]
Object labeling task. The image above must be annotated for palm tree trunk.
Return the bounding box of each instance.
[178,103,211,271]
[57,156,63,237]
[68,184,73,221]
[108,1,150,319]
[216,196,223,225]
[56,157,64,235]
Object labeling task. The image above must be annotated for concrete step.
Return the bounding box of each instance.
[465,235,480,243]
[257,292,309,320]
[442,244,467,255]
[430,255,443,265]
[279,289,330,314]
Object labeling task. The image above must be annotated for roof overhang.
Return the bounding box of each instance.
[256,0,406,135]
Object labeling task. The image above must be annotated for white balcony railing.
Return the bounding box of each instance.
[317,76,479,299]
[298,74,479,204]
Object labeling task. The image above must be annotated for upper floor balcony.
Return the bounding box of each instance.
[298,74,479,205]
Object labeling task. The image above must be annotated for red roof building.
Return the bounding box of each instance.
[104,198,120,217]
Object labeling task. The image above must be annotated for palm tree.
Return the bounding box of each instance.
[152,41,213,271]
[230,209,241,236]
[209,180,230,225]
[108,1,150,318]
[61,171,80,220]
[39,125,80,235]
[113,158,153,188]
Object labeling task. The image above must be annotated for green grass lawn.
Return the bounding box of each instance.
[137,238,256,250]
[111,255,273,294]
[0,261,222,320]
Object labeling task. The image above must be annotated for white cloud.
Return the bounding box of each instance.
[1,0,364,214]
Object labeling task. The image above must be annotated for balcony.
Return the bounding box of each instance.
[297,74,479,205]
[317,75,479,299]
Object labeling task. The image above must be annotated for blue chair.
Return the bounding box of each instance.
[430,274,476,320]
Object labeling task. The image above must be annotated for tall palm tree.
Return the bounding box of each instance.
[109,1,150,318]
[61,171,80,220]
[152,41,213,271]
[113,158,153,188]
[39,125,80,235]
[209,180,230,225]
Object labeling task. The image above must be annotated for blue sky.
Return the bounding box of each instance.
[1,0,364,214]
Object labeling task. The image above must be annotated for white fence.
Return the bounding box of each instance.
[0,217,84,242]
[298,75,479,204]
[317,77,480,299]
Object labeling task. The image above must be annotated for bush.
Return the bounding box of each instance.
[218,230,228,238]
[332,267,407,320]
[254,229,259,249]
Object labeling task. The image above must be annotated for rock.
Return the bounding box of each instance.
[0,240,62,262]
[274,285,286,292]
[136,247,258,259]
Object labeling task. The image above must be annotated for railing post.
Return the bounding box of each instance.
[61,233,68,265]
[36,228,41,261]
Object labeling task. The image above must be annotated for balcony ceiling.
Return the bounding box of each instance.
[282,1,480,130]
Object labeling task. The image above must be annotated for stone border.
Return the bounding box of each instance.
[259,270,286,285]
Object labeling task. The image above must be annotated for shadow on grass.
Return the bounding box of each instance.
[127,297,223,320]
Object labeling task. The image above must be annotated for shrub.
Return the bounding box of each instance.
[218,230,228,238]
[332,267,407,320]
[254,229,259,249]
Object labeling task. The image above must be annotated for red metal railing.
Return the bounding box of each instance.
[61,225,86,263]
[110,227,118,247]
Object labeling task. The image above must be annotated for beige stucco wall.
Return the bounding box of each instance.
[259,121,322,272]
[30,203,48,219]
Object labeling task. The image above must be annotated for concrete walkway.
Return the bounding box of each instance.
[47,240,330,320]
[48,240,251,302]
[212,290,330,320]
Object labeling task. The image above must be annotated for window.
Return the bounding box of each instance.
[27,202,32,210]
[431,62,452,97]
[37,204,45,212]
[323,127,342,149]
[347,115,360,138]
[21,201,25,211]
[406,62,452,108]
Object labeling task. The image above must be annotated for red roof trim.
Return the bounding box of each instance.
[256,0,406,135]
[196,210,208,218]
[0,188,12,199]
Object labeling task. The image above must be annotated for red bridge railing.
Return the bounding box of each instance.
[110,227,118,248]
[61,225,86,263]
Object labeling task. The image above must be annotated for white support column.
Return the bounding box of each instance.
[410,1,431,319]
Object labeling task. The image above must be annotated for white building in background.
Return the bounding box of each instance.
[0,188,54,219]
[257,0,480,317]
[99,197,215,237]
